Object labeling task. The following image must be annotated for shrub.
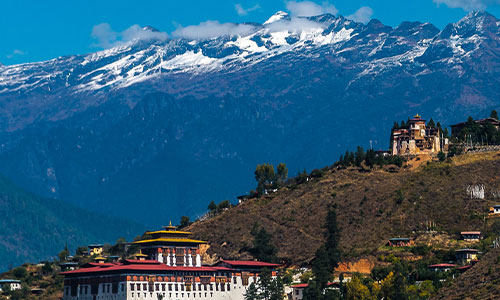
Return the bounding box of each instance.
[310,169,324,178]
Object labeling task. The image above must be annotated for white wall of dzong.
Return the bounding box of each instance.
[63,274,262,300]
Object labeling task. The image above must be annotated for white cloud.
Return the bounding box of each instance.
[172,21,257,40]
[346,6,374,24]
[91,23,168,48]
[432,0,500,11]
[285,1,338,17]
[6,49,25,59]
[235,3,261,16]
[266,17,326,32]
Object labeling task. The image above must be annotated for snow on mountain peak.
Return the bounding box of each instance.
[264,11,290,25]
[142,26,161,32]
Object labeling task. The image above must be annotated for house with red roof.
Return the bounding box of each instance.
[427,263,457,273]
[290,282,339,300]
[61,223,280,300]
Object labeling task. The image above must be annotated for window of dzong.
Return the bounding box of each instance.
[137,283,141,291]
[168,284,172,291]
[227,283,230,291]
[162,283,166,291]
[130,283,135,291]
[112,283,118,294]
[221,283,225,292]
[175,284,178,291]
[143,283,147,291]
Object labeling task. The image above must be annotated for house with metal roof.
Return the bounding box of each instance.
[0,279,22,292]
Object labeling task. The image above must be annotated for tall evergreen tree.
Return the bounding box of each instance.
[354,146,365,167]
[325,208,342,271]
[303,208,342,300]
[427,118,436,127]
[491,110,499,120]
[250,223,278,263]
[276,163,288,185]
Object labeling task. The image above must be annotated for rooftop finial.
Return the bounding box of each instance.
[415,113,421,119]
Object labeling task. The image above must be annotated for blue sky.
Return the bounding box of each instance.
[1,0,500,65]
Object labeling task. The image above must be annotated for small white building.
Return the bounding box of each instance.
[0,279,22,292]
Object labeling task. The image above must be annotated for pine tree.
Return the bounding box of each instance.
[208,201,217,212]
[325,209,341,271]
[250,224,278,263]
[354,146,365,167]
[365,149,376,168]
[428,118,436,127]
[276,163,288,186]
[491,110,499,120]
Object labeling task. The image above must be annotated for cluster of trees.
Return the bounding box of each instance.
[337,147,404,169]
[245,268,284,300]
[207,200,232,215]
[453,111,500,145]
[341,256,459,300]
[254,163,288,195]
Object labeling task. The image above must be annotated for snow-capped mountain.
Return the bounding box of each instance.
[1,11,499,226]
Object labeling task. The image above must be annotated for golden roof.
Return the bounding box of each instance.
[133,238,207,244]
[414,113,421,118]
[162,220,177,230]
[94,256,106,261]
[146,230,192,235]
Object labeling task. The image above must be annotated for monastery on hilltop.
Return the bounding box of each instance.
[61,223,279,300]
[391,114,446,156]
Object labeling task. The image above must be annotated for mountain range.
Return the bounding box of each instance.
[1,10,500,228]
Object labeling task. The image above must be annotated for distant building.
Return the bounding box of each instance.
[290,282,339,300]
[456,249,479,265]
[451,117,500,138]
[392,114,446,156]
[88,244,104,256]
[60,262,79,272]
[427,264,456,273]
[387,238,413,247]
[236,195,250,204]
[62,223,280,300]
[461,231,481,242]
[0,279,22,292]
[490,205,500,214]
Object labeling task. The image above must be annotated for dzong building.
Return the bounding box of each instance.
[391,114,446,156]
[61,223,280,300]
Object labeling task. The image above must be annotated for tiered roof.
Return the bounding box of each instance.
[133,222,207,246]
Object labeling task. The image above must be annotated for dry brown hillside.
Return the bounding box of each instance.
[188,151,500,266]
[430,246,500,300]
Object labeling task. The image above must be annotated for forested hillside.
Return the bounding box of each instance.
[0,175,144,271]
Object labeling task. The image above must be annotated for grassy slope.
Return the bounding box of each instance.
[189,151,500,265]
[0,174,144,271]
